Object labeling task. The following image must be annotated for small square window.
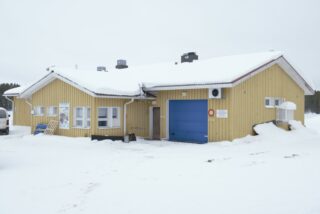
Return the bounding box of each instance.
[34,106,45,116]
[265,97,274,108]
[274,98,284,107]
[47,106,58,117]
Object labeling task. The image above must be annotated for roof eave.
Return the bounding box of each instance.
[144,56,315,95]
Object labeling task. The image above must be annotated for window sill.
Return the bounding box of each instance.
[265,106,274,109]
[73,126,91,129]
[98,127,121,130]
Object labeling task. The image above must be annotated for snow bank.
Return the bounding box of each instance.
[1,117,320,214]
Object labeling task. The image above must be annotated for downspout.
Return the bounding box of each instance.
[123,98,134,136]
[24,99,32,127]
[4,96,14,123]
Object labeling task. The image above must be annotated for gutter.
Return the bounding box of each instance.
[123,98,135,136]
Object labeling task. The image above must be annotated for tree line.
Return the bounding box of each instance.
[305,91,320,113]
[0,83,20,110]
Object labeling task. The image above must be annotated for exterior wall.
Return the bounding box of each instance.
[154,89,233,142]
[31,79,95,137]
[126,100,151,137]
[154,64,305,142]
[230,64,305,139]
[30,79,150,137]
[13,97,31,126]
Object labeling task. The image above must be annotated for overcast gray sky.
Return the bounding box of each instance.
[0,0,319,89]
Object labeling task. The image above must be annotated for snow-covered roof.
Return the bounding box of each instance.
[3,86,25,97]
[10,51,315,98]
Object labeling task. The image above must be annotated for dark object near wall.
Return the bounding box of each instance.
[115,59,128,69]
[305,91,320,113]
[97,66,107,72]
[181,52,199,63]
[91,133,136,142]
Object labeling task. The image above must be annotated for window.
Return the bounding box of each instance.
[265,97,274,108]
[98,107,121,128]
[33,106,45,116]
[98,107,108,128]
[0,110,6,118]
[47,106,58,117]
[59,103,70,129]
[73,107,91,128]
[112,107,121,127]
[274,98,284,107]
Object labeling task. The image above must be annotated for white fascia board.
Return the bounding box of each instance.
[20,73,56,98]
[231,60,278,87]
[19,72,150,100]
[95,94,155,100]
[3,93,19,97]
[145,83,233,91]
[144,56,314,95]
[276,57,314,95]
[54,74,96,97]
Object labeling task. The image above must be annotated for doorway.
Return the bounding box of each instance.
[152,107,160,140]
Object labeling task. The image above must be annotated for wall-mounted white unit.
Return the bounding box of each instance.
[208,88,222,99]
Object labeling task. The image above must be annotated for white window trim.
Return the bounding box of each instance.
[265,97,274,108]
[97,106,121,129]
[111,107,121,128]
[97,107,109,129]
[73,106,91,129]
[47,106,58,117]
[33,106,45,116]
[274,97,285,107]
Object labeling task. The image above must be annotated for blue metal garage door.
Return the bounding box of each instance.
[169,100,208,143]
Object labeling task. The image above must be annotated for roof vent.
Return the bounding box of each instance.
[97,66,107,72]
[116,59,128,69]
[181,52,198,63]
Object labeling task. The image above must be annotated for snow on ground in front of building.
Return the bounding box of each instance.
[1,115,320,214]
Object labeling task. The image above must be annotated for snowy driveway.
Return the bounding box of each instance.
[1,116,320,214]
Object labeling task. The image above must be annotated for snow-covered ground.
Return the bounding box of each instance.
[1,115,320,214]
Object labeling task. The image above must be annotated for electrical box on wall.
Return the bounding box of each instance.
[208,88,222,99]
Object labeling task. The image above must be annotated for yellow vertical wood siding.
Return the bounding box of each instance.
[15,63,305,142]
[230,64,304,139]
[13,97,31,126]
[30,79,150,137]
[154,64,305,142]
[31,79,95,137]
[126,100,151,137]
[154,89,233,142]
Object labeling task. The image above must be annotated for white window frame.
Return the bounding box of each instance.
[47,106,58,117]
[73,107,91,129]
[98,107,109,129]
[97,106,121,129]
[33,106,45,116]
[111,107,121,128]
[274,98,284,107]
[265,97,274,108]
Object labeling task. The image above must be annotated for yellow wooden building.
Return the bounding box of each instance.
[4,51,314,143]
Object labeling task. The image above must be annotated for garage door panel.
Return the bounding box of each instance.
[169,100,208,143]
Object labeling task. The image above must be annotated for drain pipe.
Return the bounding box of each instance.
[123,98,134,136]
